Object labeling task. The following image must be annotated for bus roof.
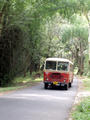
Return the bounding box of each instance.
[46,58,73,64]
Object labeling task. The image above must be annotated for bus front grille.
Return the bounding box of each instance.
[50,73,61,79]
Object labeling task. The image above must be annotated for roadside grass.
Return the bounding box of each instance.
[72,97,90,120]
[0,86,25,92]
[83,77,90,91]
[0,72,43,93]
[72,77,90,120]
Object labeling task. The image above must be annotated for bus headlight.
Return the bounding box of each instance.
[46,78,48,81]
[64,78,67,82]
[45,77,48,81]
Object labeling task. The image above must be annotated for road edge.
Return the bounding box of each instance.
[68,76,79,120]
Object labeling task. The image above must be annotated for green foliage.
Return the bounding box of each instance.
[72,97,90,120]
[83,77,90,90]
[72,77,90,120]
[84,55,90,77]
[13,72,43,84]
[0,74,43,92]
[0,0,90,86]
[60,15,88,74]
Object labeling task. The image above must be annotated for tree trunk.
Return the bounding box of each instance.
[88,23,90,64]
[79,56,84,75]
[85,14,90,64]
[0,0,11,86]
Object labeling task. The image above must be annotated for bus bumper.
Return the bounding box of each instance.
[44,81,66,86]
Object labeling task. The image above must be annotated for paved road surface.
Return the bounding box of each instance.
[0,77,78,120]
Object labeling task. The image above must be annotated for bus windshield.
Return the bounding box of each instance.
[57,62,69,71]
[46,61,56,70]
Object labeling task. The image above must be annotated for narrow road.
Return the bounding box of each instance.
[0,77,78,120]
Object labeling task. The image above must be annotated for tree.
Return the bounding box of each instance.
[0,0,90,86]
[61,15,88,74]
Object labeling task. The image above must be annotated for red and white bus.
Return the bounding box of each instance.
[43,58,73,90]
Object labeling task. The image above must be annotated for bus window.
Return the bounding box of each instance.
[57,62,69,71]
[46,61,56,70]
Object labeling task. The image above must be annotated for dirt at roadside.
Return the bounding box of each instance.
[74,76,90,104]
[69,76,90,120]
[0,81,41,96]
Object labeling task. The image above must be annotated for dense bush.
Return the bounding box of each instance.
[72,97,90,120]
